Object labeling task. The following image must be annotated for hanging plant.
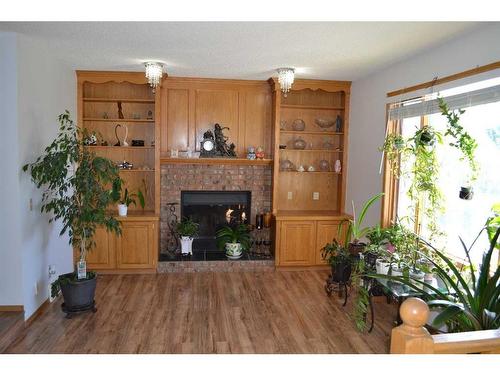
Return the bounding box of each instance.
[438,96,479,198]
[380,133,408,177]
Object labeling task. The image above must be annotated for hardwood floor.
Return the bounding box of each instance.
[3,270,396,353]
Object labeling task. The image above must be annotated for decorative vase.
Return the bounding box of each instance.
[319,159,329,171]
[335,115,342,132]
[180,236,194,255]
[293,138,306,150]
[118,204,128,217]
[292,119,305,131]
[225,242,242,258]
[255,146,265,159]
[334,160,342,173]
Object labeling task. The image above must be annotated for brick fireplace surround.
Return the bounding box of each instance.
[159,163,273,269]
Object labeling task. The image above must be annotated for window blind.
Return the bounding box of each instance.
[388,84,500,121]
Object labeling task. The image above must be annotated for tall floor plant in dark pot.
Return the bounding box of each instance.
[23,111,122,317]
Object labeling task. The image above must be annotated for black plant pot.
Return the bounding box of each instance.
[364,251,378,269]
[331,260,352,283]
[348,242,366,255]
[59,272,97,317]
[459,187,473,200]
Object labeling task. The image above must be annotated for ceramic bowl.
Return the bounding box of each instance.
[315,118,335,129]
[292,119,306,131]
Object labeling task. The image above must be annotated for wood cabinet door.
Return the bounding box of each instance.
[86,227,116,269]
[278,221,316,266]
[116,221,155,269]
[315,221,345,265]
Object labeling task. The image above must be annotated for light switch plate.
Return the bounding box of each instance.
[287,191,293,200]
[313,192,320,200]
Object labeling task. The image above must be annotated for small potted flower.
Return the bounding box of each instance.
[321,239,354,282]
[117,187,145,216]
[216,224,251,259]
[176,217,199,255]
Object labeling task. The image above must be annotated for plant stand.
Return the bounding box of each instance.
[324,276,351,307]
[61,300,97,319]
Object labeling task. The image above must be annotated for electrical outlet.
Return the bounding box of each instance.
[287,191,293,200]
[313,192,320,200]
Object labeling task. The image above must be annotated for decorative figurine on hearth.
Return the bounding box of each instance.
[83,133,97,146]
[247,146,256,160]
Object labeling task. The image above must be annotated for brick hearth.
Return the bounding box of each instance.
[160,163,272,256]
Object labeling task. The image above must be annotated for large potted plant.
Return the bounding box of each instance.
[176,217,199,255]
[216,224,251,259]
[339,193,383,255]
[23,111,122,317]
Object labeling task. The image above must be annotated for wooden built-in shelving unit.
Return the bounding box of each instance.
[269,78,351,267]
[76,71,161,272]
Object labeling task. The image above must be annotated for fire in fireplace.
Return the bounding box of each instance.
[181,191,251,252]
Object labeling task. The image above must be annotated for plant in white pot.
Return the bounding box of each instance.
[117,187,145,216]
[22,111,122,317]
[176,217,199,255]
[216,224,251,259]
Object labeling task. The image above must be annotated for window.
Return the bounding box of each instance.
[384,77,500,265]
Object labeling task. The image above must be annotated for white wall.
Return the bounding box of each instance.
[16,34,76,319]
[0,32,23,307]
[347,23,500,227]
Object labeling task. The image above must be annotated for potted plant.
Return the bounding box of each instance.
[116,186,145,216]
[438,97,479,200]
[216,224,251,259]
[23,111,122,316]
[176,217,199,255]
[339,193,383,255]
[373,225,500,333]
[321,239,354,283]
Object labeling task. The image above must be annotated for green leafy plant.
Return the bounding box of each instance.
[438,96,479,184]
[22,111,122,270]
[116,185,145,209]
[321,239,353,267]
[216,224,251,251]
[176,217,199,238]
[339,193,384,249]
[485,203,500,251]
[372,226,500,332]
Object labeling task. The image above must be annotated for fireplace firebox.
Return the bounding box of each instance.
[181,191,251,252]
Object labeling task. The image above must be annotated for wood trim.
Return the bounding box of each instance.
[26,299,49,326]
[0,305,24,312]
[76,70,154,85]
[276,265,330,271]
[380,107,401,228]
[387,61,500,98]
[268,77,351,93]
[163,76,271,90]
[433,329,500,354]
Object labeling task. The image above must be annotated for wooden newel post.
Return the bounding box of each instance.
[390,297,434,354]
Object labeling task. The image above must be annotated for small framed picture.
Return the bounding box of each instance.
[170,149,178,158]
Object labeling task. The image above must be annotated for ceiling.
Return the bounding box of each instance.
[0,22,482,81]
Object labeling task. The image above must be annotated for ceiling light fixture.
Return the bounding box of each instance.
[144,62,164,92]
[277,67,295,97]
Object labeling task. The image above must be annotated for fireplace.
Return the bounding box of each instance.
[181,190,251,252]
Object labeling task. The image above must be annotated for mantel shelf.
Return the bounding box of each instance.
[83,118,155,123]
[83,97,155,103]
[280,104,344,110]
[280,171,341,175]
[118,169,155,173]
[280,130,344,136]
[279,149,343,153]
[84,145,155,150]
[160,157,273,166]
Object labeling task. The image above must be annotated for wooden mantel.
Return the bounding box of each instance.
[160,157,273,166]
